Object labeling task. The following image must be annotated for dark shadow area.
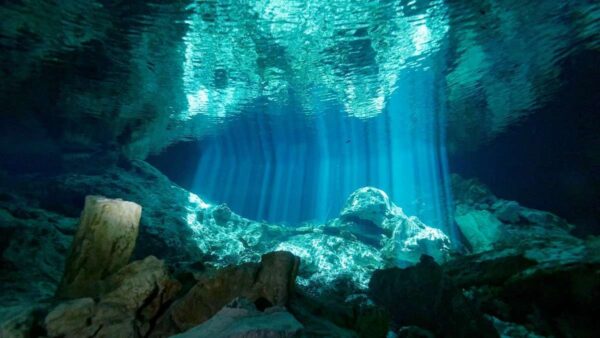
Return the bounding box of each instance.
[450,50,600,235]
[147,141,203,190]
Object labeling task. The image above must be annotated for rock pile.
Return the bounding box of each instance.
[1,163,598,337]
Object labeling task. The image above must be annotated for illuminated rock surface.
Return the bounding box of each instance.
[0,161,598,337]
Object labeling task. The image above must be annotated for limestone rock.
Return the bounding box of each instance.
[340,187,391,228]
[171,298,303,338]
[255,251,300,306]
[56,195,142,299]
[43,256,180,338]
[369,255,498,338]
[275,233,383,290]
[451,174,579,256]
[518,207,572,230]
[337,186,451,266]
[154,252,299,335]
[276,187,450,291]
[381,211,451,266]
[44,298,95,337]
[0,200,74,306]
[100,256,182,324]
[442,233,600,337]
[454,209,504,253]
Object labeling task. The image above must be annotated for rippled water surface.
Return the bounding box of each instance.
[1,0,598,224]
[1,1,597,128]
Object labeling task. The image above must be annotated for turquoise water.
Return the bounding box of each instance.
[1,0,598,232]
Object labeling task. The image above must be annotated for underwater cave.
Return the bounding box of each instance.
[0,0,599,337]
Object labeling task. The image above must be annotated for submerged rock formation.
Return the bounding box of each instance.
[1,161,597,337]
[171,298,303,338]
[153,251,299,335]
[369,255,498,337]
[0,160,451,305]
[0,191,306,337]
[442,175,600,337]
[276,186,450,290]
[56,196,142,299]
[44,256,181,337]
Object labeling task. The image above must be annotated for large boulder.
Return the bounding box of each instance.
[381,210,451,267]
[172,298,303,338]
[275,186,451,292]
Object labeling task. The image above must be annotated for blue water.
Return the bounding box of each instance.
[191,62,455,237]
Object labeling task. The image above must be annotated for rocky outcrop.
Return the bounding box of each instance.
[172,298,303,338]
[0,195,75,306]
[1,163,452,307]
[56,196,142,298]
[445,175,600,337]
[152,251,299,335]
[43,256,181,338]
[277,187,451,291]
[369,255,498,337]
[335,187,451,266]
[451,174,580,256]
[289,290,390,338]
[1,166,598,337]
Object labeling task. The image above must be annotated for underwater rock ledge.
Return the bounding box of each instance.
[0,160,598,337]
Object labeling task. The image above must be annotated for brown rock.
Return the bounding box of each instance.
[153,251,299,335]
[44,298,95,337]
[44,256,180,338]
[56,195,142,299]
[255,251,300,306]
